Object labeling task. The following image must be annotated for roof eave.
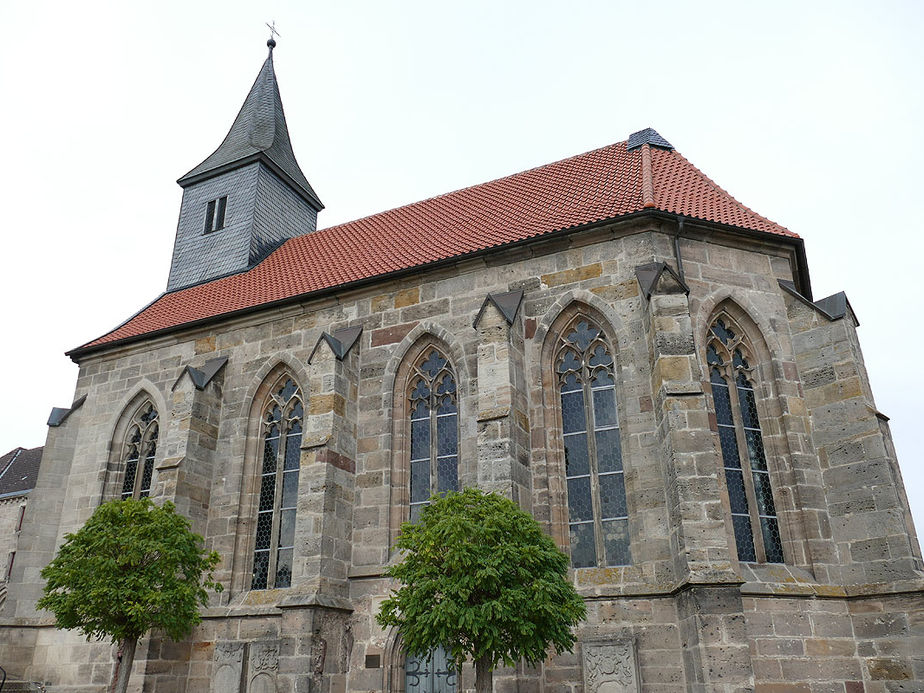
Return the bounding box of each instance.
[67,210,807,362]
[0,488,33,501]
[176,152,324,211]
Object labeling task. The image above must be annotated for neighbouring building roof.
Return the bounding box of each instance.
[177,45,323,211]
[73,130,795,356]
[0,446,43,499]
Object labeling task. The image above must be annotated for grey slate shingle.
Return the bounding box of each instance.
[0,446,43,498]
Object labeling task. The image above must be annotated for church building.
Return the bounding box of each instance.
[1,38,922,692]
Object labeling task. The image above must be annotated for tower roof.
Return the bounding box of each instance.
[177,44,323,210]
[72,128,802,357]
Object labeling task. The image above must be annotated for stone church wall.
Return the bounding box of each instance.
[1,216,921,691]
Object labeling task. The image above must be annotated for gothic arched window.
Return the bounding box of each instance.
[706,316,784,563]
[408,349,459,523]
[120,402,159,500]
[555,317,630,568]
[251,377,303,590]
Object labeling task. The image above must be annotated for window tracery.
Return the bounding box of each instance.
[120,402,159,500]
[555,317,630,568]
[408,349,459,523]
[251,377,303,590]
[706,315,784,563]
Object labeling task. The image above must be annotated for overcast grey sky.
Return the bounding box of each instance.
[1,1,922,528]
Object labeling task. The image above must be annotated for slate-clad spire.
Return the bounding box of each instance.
[165,40,323,292]
[178,41,323,211]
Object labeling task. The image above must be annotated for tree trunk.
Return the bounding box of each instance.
[110,637,138,693]
[475,653,493,693]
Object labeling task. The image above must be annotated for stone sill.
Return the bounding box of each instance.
[201,604,282,619]
[203,590,353,617]
[348,564,386,579]
[0,616,56,628]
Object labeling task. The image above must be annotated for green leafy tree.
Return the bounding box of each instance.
[37,498,222,693]
[377,488,586,692]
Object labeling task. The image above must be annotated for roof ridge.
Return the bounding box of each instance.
[640,143,655,209]
[315,140,629,235]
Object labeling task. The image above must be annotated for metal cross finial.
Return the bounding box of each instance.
[265,21,280,52]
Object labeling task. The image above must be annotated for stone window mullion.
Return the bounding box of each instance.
[428,386,438,499]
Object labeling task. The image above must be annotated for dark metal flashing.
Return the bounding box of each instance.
[0,488,33,501]
[813,292,850,320]
[778,280,855,324]
[308,326,363,363]
[69,210,809,361]
[635,262,689,299]
[627,128,674,151]
[47,394,87,427]
[173,356,229,391]
[472,290,524,328]
[0,448,22,482]
[163,240,289,297]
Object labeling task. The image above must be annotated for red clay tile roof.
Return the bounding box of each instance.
[75,139,795,354]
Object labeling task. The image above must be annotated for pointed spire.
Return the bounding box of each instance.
[178,39,323,211]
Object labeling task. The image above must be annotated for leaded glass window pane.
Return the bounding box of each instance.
[251,377,303,590]
[563,432,589,477]
[761,517,784,563]
[601,518,631,567]
[557,317,630,568]
[595,428,622,474]
[599,473,627,518]
[437,458,458,495]
[569,522,596,569]
[139,431,156,498]
[560,391,586,433]
[592,387,618,427]
[410,461,430,504]
[732,515,756,562]
[706,315,784,564]
[407,349,459,522]
[567,477,594,522]
[121,444,139,500]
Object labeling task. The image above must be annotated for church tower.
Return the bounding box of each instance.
[166,38,323,292]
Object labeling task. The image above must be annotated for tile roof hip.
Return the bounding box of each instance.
[75,138,795,353]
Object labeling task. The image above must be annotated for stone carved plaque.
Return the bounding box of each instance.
[582,639,640,693]
[211,642,245,693]
[247,641,280,693]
